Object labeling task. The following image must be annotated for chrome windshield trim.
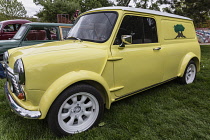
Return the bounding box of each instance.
[4,82,41,119]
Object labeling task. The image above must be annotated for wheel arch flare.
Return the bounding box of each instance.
[38,70,111,119]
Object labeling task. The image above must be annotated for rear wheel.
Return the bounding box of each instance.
[47,84,104,137]
[180,60,197,84]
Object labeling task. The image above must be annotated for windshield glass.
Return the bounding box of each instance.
[13,25,27,40]
[0,23,2,30]
[67,12,118,42]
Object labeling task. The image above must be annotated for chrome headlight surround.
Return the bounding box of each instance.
[14,58,25,85]
[3,51,9,63]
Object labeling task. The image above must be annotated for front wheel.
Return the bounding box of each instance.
[47,84,104,137]
[180,60,197,84]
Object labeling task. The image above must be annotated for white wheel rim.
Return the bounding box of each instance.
[185,64,196,84]
[58,92,99,134]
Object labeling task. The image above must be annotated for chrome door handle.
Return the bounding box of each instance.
[153,47,161,50]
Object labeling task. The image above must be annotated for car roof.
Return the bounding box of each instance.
[0,19,31,24]
[87,6,192,20]
[25,22,73,27]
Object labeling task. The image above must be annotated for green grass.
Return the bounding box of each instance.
[1,45,210,140]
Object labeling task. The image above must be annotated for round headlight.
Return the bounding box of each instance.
[3,51,9,63]
[14,58,25,84]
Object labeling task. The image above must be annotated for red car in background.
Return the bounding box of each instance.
[0,19,31,40]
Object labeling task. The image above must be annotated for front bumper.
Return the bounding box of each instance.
[4,82,41,119]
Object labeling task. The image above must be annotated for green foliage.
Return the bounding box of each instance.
[115,0,209,27]
[174,24,185,33]
[0,0,27,19]
[79,0,113,13]
[162,0,210,27]
[0,13,7,21]
[135,0,150,9]
[116,0,132,6]
[0,45,210,139]
[116,0,161,11]
[34,0,113,22]
[34,0,80,23]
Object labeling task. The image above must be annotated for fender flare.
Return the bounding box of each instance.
[178,52,200,77]
[38,70,111,119]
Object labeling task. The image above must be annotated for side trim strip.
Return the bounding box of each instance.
[107,57,123,61]
[110,86,124,92]
[115,77,177,101]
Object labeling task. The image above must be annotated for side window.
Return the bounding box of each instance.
[15,24,22,31]
[25,27,59,41]
[61,27,71,39]
[3,24,15,32]
[114,15,158,45]
[143,18,158,43]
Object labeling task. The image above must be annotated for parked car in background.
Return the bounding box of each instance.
[0,22,72,60]
[0,19,31,40]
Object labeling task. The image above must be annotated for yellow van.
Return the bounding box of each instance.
[3,7,200,136]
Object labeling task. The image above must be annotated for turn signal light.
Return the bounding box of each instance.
[18,93,25,100]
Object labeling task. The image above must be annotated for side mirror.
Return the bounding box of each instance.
[119,35,132,48]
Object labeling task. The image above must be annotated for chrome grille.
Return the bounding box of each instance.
[5,64,23,96]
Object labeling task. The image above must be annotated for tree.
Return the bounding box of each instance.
[34,0,80,22]
[162,0,210,27]
[79,0,113,13]
[116,0,131,6]
[174,24,186,39]
[136,0,161,11]
[116,0,161,11]
[0,0,27,19]
[34,0,113,22]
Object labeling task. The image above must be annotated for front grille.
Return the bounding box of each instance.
[5,64,24,97]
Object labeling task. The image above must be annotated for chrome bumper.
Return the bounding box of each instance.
[4,82,41,119]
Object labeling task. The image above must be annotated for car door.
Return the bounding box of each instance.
[111,15,165,97]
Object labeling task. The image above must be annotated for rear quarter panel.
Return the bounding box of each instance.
[159,17,200,81]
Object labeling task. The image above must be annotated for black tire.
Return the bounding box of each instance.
[179,60,197,84]
[47,83,104,137]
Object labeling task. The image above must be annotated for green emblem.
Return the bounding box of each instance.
[174,24,186,39]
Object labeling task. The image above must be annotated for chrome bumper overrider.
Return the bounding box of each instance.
[4,64,24,97]
[4,82,41,119]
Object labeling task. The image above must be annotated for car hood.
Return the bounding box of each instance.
[10,40,87,57]
[0,39,19,45]
[0,39,20,47]
[8,40,105,66]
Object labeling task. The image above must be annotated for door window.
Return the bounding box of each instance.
[3,24,21,32]
[143,18,158,43]
[61,27,71,39]
[3,24,15,32]
[25,26,59,41]
[114,15,158,45]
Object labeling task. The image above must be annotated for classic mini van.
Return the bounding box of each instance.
[3,7,200,136]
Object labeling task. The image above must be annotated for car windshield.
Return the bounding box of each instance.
[0,23,2,30]
[67,12,118,42]
[13,25,27,40]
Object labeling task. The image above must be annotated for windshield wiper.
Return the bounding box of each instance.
[67,36,82,42]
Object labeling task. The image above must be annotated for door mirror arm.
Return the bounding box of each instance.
[119,35,132,48]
